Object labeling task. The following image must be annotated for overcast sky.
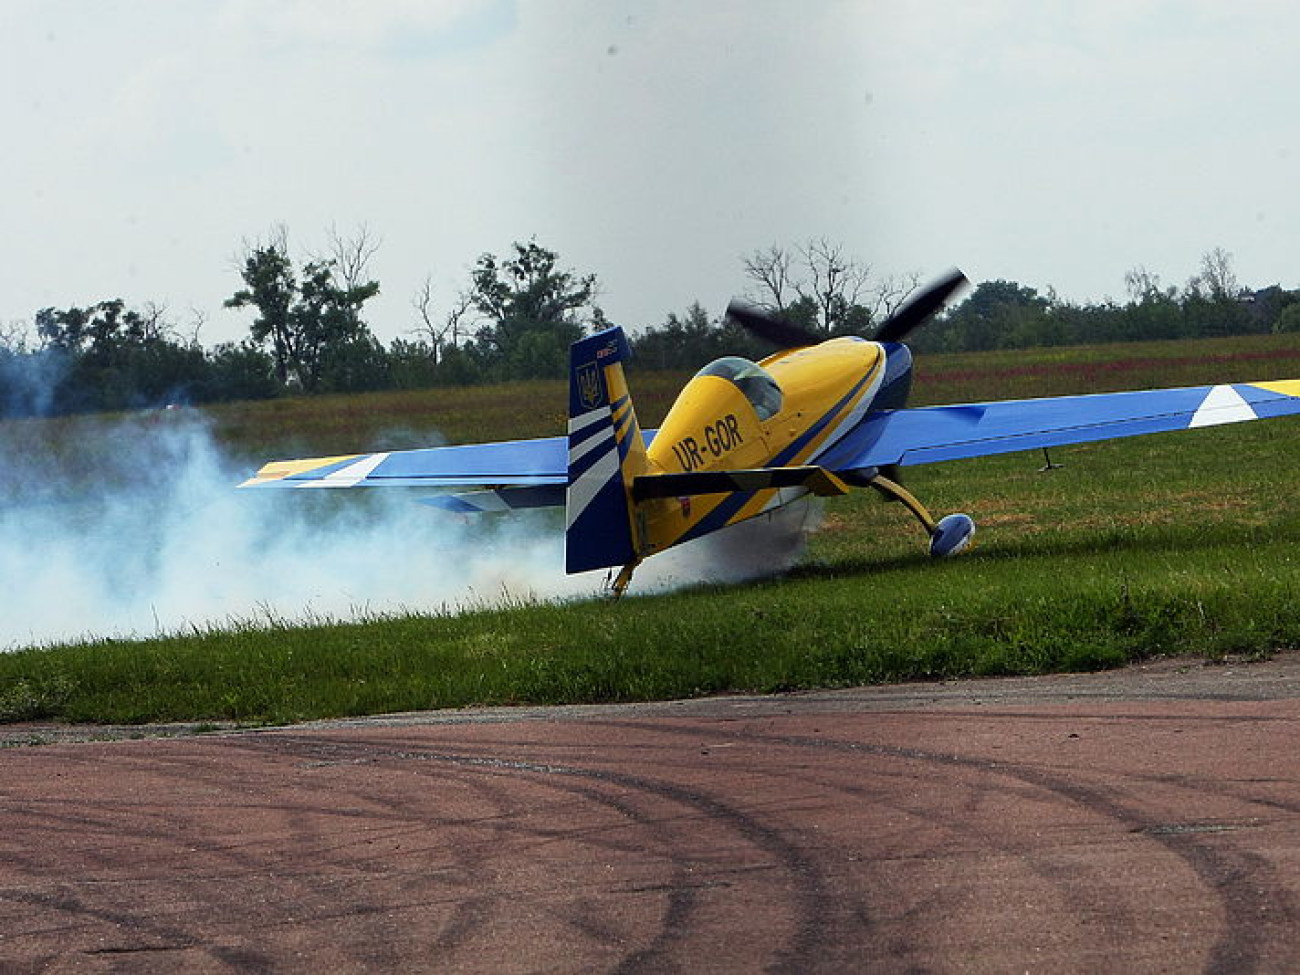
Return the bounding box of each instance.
[2,0,1297,346]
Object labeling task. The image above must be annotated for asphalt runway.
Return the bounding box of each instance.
[4,653,1300,973]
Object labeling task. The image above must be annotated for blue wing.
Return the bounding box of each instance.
[241,431,659,511]
[819,381,1300,472]
[241,436,570,490]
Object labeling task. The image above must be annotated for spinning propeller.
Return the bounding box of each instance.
[726,268,969,350]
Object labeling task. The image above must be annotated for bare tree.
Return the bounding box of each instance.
[868,271,923,321]
[1,318,34,352]
[742,245,795,311]
[183,307,208,348]
[444,291,473,348]
[233,223,290,270]
[799,237,873,333]
[742,237,916,334]
[1188,246,1240,301]
[411,274,474,366]
[322,222,382,292]
[1124,265,1168,303]
[137,301,173,343]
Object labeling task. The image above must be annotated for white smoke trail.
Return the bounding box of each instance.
[0,411,819,650]
[636,496,823,591]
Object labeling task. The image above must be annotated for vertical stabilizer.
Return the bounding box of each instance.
[565,326,648,574]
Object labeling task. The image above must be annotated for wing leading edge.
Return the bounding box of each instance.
[821,380,1300,472]
[240,436,571,490]
[241,430,658,512]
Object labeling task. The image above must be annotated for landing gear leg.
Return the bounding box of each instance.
[866,473,975,557]
[609,560,640,599]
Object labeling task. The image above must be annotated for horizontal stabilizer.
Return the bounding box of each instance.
[419,485,566,513]
[632,465,849,501]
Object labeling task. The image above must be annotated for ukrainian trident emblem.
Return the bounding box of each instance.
[577,361,604,410]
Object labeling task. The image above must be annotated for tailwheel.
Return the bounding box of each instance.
[864,473,975,558]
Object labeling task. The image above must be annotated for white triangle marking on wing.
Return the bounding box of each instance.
[1189,385,1257,428]
[308,452,392,486]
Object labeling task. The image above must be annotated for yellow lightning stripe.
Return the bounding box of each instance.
[791,383,875,467]
[612,399,634,441]
[241,454,362,486]
[1253,380,1300,398]
[723,380,876,525]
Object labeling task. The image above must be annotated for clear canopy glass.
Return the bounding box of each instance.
[697,356,783,420]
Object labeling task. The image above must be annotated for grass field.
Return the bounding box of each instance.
[3,333,1300,726]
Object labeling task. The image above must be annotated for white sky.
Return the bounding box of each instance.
[2,0,1297,345]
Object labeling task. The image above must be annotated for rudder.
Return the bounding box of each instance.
[565,326,648,574]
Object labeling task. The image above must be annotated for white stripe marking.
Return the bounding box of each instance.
[566,448,621,528]
[568,425,615,467]
[568,406,610,435]
[298,451,392,487]
[1189,385,1257,428]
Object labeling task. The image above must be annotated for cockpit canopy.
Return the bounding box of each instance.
[697,356,784,421]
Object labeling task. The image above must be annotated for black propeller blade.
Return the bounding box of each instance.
[724,299,822,350]
[873,268,969,344]
[727,268,970,350]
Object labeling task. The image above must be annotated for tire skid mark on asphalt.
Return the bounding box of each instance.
[595,718,1300,975]
[1,886,278,973]
[244,733,833,975]
[3,744,552,971]
[9,688,1300,972]
[862,708,1295,723]
[1118,767,1300,820]
[242,738,659,967]
[577,719,1157,963]
[725,743,1153,954]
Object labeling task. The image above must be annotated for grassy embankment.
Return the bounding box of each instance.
[4,334,1300,726]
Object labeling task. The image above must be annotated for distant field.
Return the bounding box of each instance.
[912,333,1300,405]
[3,332,1300,726]
[15,334,1300,474]
[199,332,1300,462]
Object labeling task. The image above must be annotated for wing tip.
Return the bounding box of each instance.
[238,453,364,488]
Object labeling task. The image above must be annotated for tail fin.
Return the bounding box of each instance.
[565,326,649,574]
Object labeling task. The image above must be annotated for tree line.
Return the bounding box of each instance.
[1,231,1297,419]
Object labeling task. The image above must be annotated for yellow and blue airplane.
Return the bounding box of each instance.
[243,270,1300,594]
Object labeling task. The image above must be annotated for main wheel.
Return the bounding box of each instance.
[929,513,975,557]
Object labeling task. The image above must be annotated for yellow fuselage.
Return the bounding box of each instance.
[637,338,886,555]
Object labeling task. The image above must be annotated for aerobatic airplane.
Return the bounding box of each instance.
[243,270,1300,595]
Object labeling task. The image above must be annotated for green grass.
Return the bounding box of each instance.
[3,333,1300,726]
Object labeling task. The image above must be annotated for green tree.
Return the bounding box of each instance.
[224,238,297,385]
[469,239,598,380]
[1182,248,1252,337]
[1121,266,1184,341]
[1274,303,1300,334]
[31,300,210,412]
[203,341,278,402]
[920,280,1050,352]
[225,228,381,392]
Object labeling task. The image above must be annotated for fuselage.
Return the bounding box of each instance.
[635,337,914,556]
